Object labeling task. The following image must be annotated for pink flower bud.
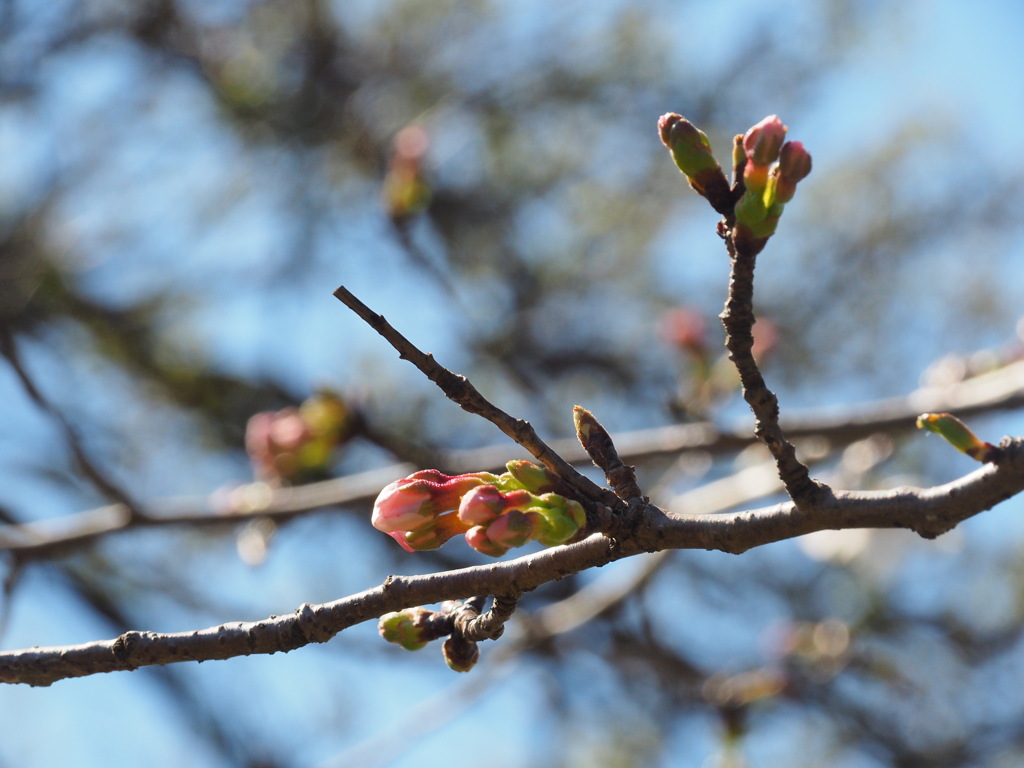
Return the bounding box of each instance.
[773,141,812,203]
[484,509,535,548]
[778,141,812,182]
[372,469,495,541]
[245,409,314,482]
[457,485,505,525]
[371,478,437,533]
[743,115,787,167]
[465,525,510,557]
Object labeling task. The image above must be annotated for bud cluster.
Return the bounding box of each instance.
[371,460,587,556]
[733,115,812,241]
[377,601,482,672]
[245,391,354,484]
[658,112,812,248]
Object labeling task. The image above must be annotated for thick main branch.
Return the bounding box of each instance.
[3,437,1021,687]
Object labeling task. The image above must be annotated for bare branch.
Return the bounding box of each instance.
[719,235,825,503]
[1,360,1020,560]
[333,285,619,509]
[0,325,147,521]
[3,436,1021,686]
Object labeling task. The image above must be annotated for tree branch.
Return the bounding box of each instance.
[720,235,824,503]
[2,359,1020,560]
[3,436,1021,686]
[333,285,619,509]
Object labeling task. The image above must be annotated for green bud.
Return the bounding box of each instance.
[658,113,726,193]
[504,460,558,494]
[916,412,1000,462]
[531,502,584,546]
[378,608,432,651]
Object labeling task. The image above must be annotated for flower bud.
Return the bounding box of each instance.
[465,525,509,557]
[378,608,433,651]
[916,412,1000,462]
[773,141,812,204]
[442,634,480,673]
[372,469,496,551]
[457,485,505,525]
[484,509,535,548]
[371,477,437,534]
[742,115,787,167]
[658,114,722,183]
[504,460,558,494]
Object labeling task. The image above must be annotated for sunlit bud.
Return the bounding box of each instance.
[458,486,533,526]
[371,477,438,534]
[457,485,505,525]
[916,413,1001,462]
[504,460,559,494]
[484,509,535,548]
[743,115,787,167]
[372,470,495,534]
[465,525,509,557]
[378,608,433,651]
[442,635,480,673]
[658,113,725,189]
[773,141,812,203]
[530,498,586,546]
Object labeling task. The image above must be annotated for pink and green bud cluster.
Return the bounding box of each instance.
[383,124,432,222]
[378,607,435,651]
[916,412,1001,463]
[459,484,587,557]
[733,116,812,241]
[372,469,498,552]
[245,391,354,484]
[658,113,731,206]
[371,461,586,556]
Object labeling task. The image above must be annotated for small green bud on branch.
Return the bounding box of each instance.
[916,412,1002,462]
[658,113,733,215]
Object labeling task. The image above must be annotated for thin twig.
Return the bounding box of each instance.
[719,236,824,503]
[333,285,618,509]
[0,325,147,521]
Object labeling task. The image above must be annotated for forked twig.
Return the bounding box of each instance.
[333,285,619,509]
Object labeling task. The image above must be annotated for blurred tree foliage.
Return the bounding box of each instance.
[2,1,1024,767]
